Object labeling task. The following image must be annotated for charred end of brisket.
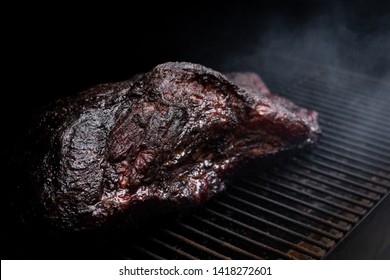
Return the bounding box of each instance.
[22,62,320,231]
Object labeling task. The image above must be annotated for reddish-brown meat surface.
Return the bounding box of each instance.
[25,62,320,230]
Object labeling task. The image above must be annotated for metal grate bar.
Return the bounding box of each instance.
[178,223,262,259]
[206,208,321,259]
[240,180,358,223]
[291,82,390,118]
[290,96,390,138]
[270,172,375,208]
[313,68,390,89]
[311,152,390,181]
[261,65,390,99]
[6,55,390,261]
[295,73,390,103]
[215,196,332,250]
[193,215,295,259]
[261,62,390,96]
[228,184,350,232]
[316,145,390,174]
[144,235,198,260]
[306,70,390,95]
[253,177,366,216]
[224,190,341,240]
[319,121,390,149]
[159,228,231,260]
[285,167,381,200]
[294,94,390,125]
[299,158,390,189]
[262,78,390,150]
[320,137,390,165]
[263,74,390,125]
[130,244,165,260]
[225,188,342,241]
[290,163,388,194]
[280,84,390,129]
[262,69,390,116]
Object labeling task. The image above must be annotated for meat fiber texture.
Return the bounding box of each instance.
[24,62,320,231]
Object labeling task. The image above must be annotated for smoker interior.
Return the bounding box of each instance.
[2,53,389,260]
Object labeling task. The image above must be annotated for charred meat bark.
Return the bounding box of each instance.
[25,62,320,230]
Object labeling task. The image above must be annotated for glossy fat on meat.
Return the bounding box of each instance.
[24,62,320,230]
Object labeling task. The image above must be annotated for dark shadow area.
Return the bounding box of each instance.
[4,1,390,146]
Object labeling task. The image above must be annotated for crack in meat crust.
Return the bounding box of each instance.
[25,62,320,230]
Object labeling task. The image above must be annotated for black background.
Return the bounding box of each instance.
[4,0,390,144]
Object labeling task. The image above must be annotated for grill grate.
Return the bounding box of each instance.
[106,55,389,260]
[3,55,389,260]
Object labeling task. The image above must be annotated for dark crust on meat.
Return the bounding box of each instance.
[24,62,320,231]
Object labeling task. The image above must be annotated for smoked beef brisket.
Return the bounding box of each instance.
[24,62,320,230]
